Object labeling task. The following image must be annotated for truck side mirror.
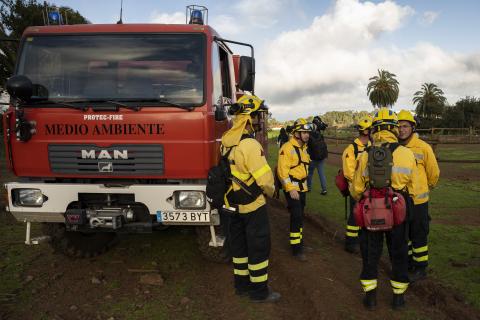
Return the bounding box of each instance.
[215,105,227,121]
[6,75,33,101]
[238,56,255,92]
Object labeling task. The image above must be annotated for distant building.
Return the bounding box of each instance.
[1,93,8,112]
[269,125,283,131]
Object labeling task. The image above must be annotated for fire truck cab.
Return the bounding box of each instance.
[3,6,266,261]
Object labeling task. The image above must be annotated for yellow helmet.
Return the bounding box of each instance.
[372,107,398,128]
[356,115,373,131]
[292,118,314,133]
[235,94,265,115]
[397,109,416,125]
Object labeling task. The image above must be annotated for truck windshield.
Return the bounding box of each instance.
[16,34,205,106]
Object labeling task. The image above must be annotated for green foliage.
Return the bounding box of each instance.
[0,0,89,91]
[417,96,480,129]
[321,110,372,128]
[366,69,399,108]
[413,83,447,122]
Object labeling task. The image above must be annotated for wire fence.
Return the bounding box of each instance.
[322,135,480,164]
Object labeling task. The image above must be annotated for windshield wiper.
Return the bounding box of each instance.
[119,98,195,111]
[60,99,141,111]
[24,99,88,110]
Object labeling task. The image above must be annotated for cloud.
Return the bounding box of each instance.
[255,0,479,120]
[234,0,294,28]
[420,11,439,25]
[211,14,243,37]
[150,11,184,24]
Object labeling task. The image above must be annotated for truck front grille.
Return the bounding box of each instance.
[48,144,164,175]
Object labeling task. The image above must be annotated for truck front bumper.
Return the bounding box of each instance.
[4,182,219,226]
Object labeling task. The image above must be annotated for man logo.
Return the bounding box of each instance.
[81,149,128,160]
[98,162,113,172]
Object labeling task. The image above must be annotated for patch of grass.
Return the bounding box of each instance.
[429,224,480,309]
[0,219,44,306]
[267,140,480,310]
[436,145,480,161]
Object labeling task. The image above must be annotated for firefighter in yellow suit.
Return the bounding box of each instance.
[350,108,419,310]
[342,116,372,253]
[277,118,312,261]
[398,110,440,282]
[221,94,280,303]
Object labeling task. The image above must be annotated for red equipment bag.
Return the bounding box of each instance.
[353,188,407,231]
[335,169,350,197]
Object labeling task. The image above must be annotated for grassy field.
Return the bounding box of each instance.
[267,138,480,309]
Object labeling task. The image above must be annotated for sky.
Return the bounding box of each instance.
[51,0,480,121]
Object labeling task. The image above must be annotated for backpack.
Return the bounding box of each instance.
[206,147,234,210]
[353,143,407,231]
[307,131,328,161]
[206,136,264,209]
[335,142,359,197]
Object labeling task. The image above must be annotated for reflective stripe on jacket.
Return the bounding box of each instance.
[277,137,310,192]
[223,138,274,214]
[349,130,419,201]
[404,134,440,205]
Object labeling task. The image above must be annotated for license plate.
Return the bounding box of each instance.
[156,211,210,223]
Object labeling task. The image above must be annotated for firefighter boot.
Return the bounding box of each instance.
[344,242,359,254]
[293,253,307,262]
[392,293,406,310]
[251,289,281,303]
[363,289,377,310]
[409,267,427,283]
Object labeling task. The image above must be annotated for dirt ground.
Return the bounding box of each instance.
[1,200,478,320]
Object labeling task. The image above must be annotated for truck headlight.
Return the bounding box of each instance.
[174,191,206,209]
[12,188,45,207]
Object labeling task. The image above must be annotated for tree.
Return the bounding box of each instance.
[0,0,89,91]
[366,69,399,108]
[412,83,447,120]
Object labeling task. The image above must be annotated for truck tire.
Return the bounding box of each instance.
[42,223,118,258]
[195,226,230,263]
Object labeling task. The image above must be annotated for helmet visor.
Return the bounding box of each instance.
[296,123,314,131]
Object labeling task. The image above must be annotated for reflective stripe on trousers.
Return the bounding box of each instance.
[360,279,377,292]
[346,224,360,237]
[391,280,409,294]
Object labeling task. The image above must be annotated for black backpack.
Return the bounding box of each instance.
[206,147,233,210]
[307,131,328,160]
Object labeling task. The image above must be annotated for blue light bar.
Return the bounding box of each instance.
[189,10,204,25]
[48,11,60,22]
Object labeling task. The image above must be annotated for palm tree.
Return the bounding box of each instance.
[366,69,399,108]
[413,83,447,119]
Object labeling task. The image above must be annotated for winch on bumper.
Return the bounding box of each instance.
[65,207,135,230]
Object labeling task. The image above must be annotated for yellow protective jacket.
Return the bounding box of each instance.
[404,134,440,205]
[349,130,419,201]
[342,138,371,182]
[277,137,311,192]
[221,124,274,214]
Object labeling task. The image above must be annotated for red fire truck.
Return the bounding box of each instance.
[2,6,267,261]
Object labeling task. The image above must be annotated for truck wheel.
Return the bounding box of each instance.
[195,226,230,263]
[42,223,118,258]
